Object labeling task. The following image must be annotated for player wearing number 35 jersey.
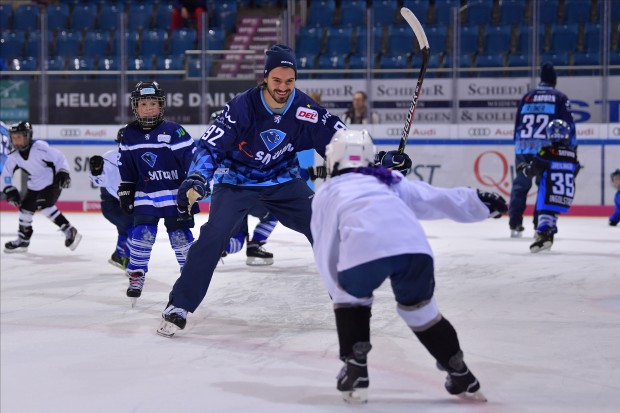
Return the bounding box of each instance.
[508,62,576,238]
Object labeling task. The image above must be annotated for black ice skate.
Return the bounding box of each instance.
[246,241,274,266]
[439,351,487,402]
[126,271,145,307]
[157,303,188,338]
[510,224,525,238]
[4,239,30,253]
[62,225,82,251]
[530,229,555,253]
[108,252,128,270]
[337,342,372,403]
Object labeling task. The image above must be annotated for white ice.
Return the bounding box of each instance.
[1,211,619,413]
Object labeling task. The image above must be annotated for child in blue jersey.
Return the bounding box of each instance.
[609,169,620,226]
[118,81,197,307]
[88,126,134,270]
[508,62,576,238]
[157,44,412,337]
[517,119,581,253]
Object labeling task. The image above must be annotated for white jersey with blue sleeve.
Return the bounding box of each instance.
[88,149,122,200]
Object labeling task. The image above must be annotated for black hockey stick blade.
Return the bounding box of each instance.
[398,7,430,154]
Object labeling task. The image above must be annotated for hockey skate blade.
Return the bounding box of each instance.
[130,297,138,308]
[246,257,274,266]
[341,388,368,404]
[510,230,523,238]
[156,319,179,338]
[3,247,28,254]
[457,390,487,402]
[530,241,553,253]
[68,233,83,251]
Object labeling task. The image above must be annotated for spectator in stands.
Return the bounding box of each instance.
[342,91,380,125]
[171,0,206,39]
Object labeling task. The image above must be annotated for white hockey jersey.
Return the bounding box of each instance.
[310,171,490,302]
[0,140,70,192]
[88,149,122,200]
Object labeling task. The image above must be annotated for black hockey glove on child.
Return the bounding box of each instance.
[177,174,209,220]
[55,171,71,189]
[89,155,104,176]
[118,182,136,214]
[375,150,412,175]
[3,186,21,207]
[477,190,508,219]
[516,162,534,178]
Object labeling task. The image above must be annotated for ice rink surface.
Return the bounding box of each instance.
[1,211,619,413]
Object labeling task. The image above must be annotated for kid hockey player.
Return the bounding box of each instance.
[610,169,620,226]
[88,126,133,270]
[311,129,507,403]
[1,121,81,253]
[517,119,581,252]
[118,81,197,306]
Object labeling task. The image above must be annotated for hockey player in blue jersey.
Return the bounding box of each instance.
[157,44,411,337]
[118,81,198,306]
[0,120,10,175]
[509,62,576,238]
[88,126,134,270]
[517,119,581,253]
[610,169,620,226]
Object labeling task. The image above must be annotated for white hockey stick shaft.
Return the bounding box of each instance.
[398,7,430,154]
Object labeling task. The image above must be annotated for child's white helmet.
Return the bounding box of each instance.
[325,129,376,176]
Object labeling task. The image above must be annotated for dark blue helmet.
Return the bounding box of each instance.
[545,119,570,143]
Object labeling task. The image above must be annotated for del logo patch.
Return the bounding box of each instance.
[260,129,286,151]
[141,152,157,168]
[296,107,318,123]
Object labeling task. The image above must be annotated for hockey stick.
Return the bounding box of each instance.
[398,7,430,154]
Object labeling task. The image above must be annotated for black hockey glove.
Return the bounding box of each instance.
[375,150,412,175]
[177,174,209,220]
[55,170,71,189]
[89,155,104,176]
[516,162,533,178]
[3,186,21,207]
[118,182,136,214]
[306,165,327,181]
[477,190,508,219]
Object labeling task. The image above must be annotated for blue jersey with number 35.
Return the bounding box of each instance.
[189,87,346,186]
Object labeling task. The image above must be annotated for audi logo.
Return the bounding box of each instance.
[468,127,491,136]
[387,128,401,136]
[612,127,620,136]
[60,129,81,137]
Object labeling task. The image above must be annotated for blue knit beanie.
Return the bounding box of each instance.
[540,62,557,86]
[264,44,297,78]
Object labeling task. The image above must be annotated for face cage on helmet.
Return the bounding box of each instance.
[131,96,165,128]
[10,132,31,152]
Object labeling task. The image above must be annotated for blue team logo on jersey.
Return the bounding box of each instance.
[141,152,157,168]
[260,129,286,151]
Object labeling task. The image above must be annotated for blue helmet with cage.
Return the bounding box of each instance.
[545,119,571,143]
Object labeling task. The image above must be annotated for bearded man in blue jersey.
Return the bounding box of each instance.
[157,44,411,337]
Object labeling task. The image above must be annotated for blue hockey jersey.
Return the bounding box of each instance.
[189,87,346,186]
[118,120,197,217]
[531,144,580,214]
[514,86,577,155]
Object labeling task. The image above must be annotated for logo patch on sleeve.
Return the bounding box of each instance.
[296,107,318,123]
[141,152,157,168]
[260,129,286,151]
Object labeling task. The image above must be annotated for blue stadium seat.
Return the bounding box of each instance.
[475,53,504,69]
[71,4,97,31]
[0,31,25,59]
[17,56,37,70]
[307,1,335,27]
[347,54,368,78]
[355,27,385,55]
[499,0,526,26]
[539,52,569,66]
[82,31,110,59]
[583,24,601,54]
[484,26,511,54]
[98,4,121,31]
[46,56,66,71]
[402,0,430,25]
[572,51,599,67]
[170,29,197,56]
[212,2,238,32]
[47,3,70,32]
[537,0,560,25]
[324,27,354,56]
[425,53,441,78]
[507,53,532,77]
[339,0,365,27]
[459,26,479,54]
[564,0,591,24]
[516,27,546,54]
[54,31,83,59]
[206,28,224,50]
[110,31,140,57]
[140,29,168,59]
[612,0,620,24]
[24,31,42,58]
[156,54,184,79]
[372,0,397,27]
[425,26,447,54]
[0,4,13,30]
[433,0,459,25]
[126,4,152,32]
[378,54,408,78]
[66,56,96,79]
[296,27,324,56]
[386,26,416,56]
[13,4,40,31]
[316,54,346,79]
[464,2,492,27]
[155,3,174,29]
[550,24,578,53]
[296,53,317,79]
